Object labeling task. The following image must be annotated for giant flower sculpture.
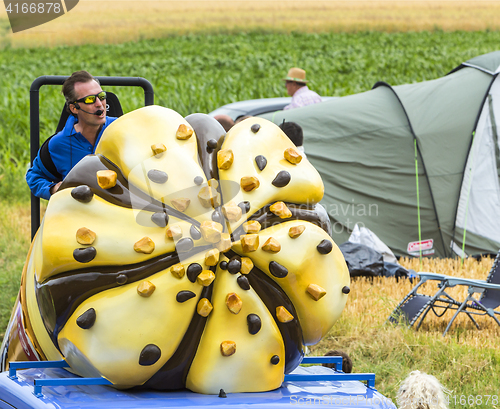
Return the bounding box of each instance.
[6,106,349,394]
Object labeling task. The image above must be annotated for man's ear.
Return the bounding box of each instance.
[69,103,79,115]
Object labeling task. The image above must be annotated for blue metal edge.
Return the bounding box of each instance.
[0,359,397,409]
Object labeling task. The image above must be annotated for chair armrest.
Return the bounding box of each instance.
[416,272,449,282]
[416,272,500,290]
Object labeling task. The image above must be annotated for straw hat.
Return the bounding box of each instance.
[282,67,308,83]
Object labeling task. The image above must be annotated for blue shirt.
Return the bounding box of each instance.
[26,115,117,200]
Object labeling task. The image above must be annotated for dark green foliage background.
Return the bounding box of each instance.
[1,30,500,202]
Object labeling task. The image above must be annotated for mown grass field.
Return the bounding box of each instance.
[2,0,500,48]
[1,3,500,406]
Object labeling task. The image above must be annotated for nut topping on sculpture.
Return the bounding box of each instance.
[3,106,349,395]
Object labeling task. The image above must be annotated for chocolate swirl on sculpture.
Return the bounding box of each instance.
[139,284,214,390]
[243,265,304,374]
[35,245,212,346]
[59,155,196,225]
[136,280,215,390]
[222,251,303,373]
[185,114,226,181]
[184,113,229,235]
[139,254,303,389]
[231,202,332,242]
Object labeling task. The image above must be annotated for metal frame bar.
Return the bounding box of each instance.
[283,356,376,389]
[34,377,112,398]
[29,75,155,240]
[10,357,376,398]
[301,356,343,371]
[7,360,112,398]
[284,373,376,389]
[8,360,68,380]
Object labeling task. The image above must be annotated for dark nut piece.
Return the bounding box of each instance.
[289,225,305,238]
[197,298,213,317]
[220,341,236,356]
[270,201,292,219]
[96,170,117,189]
[262,237,281,253]
[225,293,243,314]
[241,176,260,192]
[171,198,190,212]
[276,306,294,323]
[217,149,234,170]
[137,280,156,297]
[134,237,155,254]
[306,284,327,301]
[241,234,259,252]
[176,123,193,140]
[76,227,96,245]
[284,148,302,164]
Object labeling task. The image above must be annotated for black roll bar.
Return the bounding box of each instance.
[30,76,154,240]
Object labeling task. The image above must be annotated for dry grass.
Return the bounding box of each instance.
[317,256,499,351]
[310,256,500,400]
[2,0,500,48]
[0,202,32,240]
[400,257,499,341]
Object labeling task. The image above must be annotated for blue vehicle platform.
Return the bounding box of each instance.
[0,357,396,408]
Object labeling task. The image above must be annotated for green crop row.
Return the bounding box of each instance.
[1,30,500,202]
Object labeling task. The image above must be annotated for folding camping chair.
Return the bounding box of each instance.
[388,251,500,336]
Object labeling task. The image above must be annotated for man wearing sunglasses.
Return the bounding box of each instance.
[26,70,117,200]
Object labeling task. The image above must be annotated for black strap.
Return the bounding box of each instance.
[40,135,63,181]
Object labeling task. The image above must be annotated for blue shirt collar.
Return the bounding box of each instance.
[63,115,79,136]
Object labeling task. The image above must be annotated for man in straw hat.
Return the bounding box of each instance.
[283,67,322,110]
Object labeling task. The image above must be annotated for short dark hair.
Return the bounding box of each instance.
[279,121,303,146]
[214,115,235,132]
[62,70,99,112]
[322,350,353,373]
[235,115,252,124]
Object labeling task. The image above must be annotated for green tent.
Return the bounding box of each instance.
[263,51,500,258]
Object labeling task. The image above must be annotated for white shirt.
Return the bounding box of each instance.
[284,86,322,110]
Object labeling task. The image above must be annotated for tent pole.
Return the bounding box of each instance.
[372,82,448,257]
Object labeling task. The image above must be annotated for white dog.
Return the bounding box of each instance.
[397,370,449,409]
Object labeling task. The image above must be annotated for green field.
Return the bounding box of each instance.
[2,30,500,407]
[2,30,500,202]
